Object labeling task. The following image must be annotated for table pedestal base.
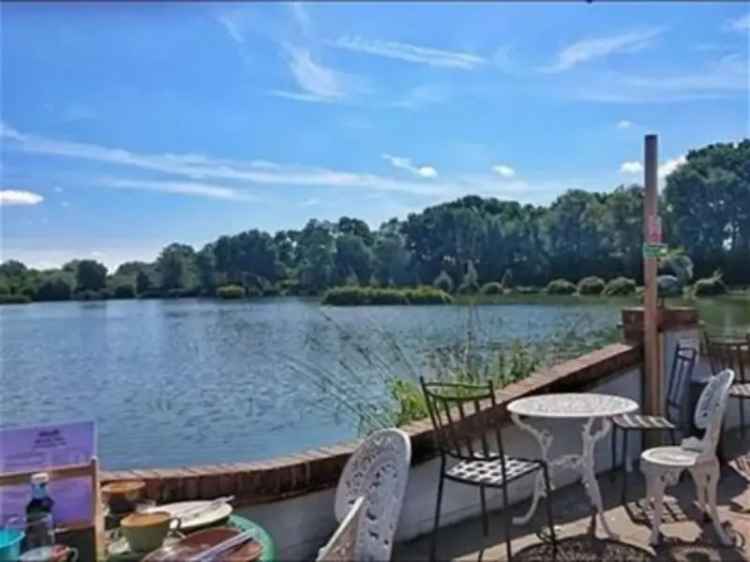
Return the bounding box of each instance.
[511,415,617,538]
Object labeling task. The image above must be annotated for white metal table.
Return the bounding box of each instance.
[508,393,638,538]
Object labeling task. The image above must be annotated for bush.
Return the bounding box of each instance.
[138,289,163,299]
[693,273,728,297]
[263,285,281,297]
[457,281,480,295]
[0,294,31,305]
[432,270,454,294]
[217,285,245,299]
[577,276,605,295]
[657,275,682,298]
[113,285,135,299]
[322,286,451,306]
[603,277,636,296]
[165,288,199,298]
[480,282,504,295]
[36,278,72,301]
[501,269,513,290]
[75,289,105,301]
[516,286,541,294]
[546,279,576,295]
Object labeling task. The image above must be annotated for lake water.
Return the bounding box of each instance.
[1,296,746,470]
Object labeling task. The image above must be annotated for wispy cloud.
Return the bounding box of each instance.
[0,189,44,206]
[491,164,516,178]
[620,161,643,174]
[576,53,748,103]
[382,154,438,178]
[274,45,349,102]
[330,36,485,70]
[543,28,664,73]
[102,178,257,201]
[2,123,572,203]
[727,13,750,32]
[617,120,633,129]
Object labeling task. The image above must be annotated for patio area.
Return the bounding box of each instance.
[395,428,750,562]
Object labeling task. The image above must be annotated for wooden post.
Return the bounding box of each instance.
[643,134,662,418]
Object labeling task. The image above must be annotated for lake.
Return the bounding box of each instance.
[1,296,747,470]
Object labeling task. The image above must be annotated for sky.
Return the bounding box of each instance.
[1,2,748,270]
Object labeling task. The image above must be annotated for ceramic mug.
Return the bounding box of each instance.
[19,545,78,562]
[120,511,179,553]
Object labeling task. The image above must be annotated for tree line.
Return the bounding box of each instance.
[1,140,748,303]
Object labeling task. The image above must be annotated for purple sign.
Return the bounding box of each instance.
[0,421,96,526]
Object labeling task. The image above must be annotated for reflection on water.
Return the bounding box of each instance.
[0,296,746,470]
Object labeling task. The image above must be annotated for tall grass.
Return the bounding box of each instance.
[283,305,620,433]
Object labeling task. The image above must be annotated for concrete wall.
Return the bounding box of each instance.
[236,364,644,560]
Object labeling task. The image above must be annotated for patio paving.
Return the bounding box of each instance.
[395,429,750,562]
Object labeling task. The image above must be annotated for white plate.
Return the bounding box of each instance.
[145,501,233,531]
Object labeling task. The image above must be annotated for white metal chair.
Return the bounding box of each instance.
[335,429,411,562]
[640,369,735,546]
[317,496,365,562]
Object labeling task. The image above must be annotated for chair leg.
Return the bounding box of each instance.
[480,484,489,537]
[542,464,557,557]
[501,483,512,562]
[430,472,445,562]
[621,431,629,504]
[610,426,618,482]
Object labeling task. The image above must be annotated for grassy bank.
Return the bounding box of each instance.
[322,286,453,306]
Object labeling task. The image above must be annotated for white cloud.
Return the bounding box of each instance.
[659,155,687,178]
[282,46,347,101]
[301,197,321,207]
[330,36,485,70]
[544,28,664,73]
[217,12,246,44]
[102,178,256,201]
[616,120,633,129]
[727,13,750,31]
[0,189,44,206]
[382,154,438,178]
[491,164,516,178]
[620,161,643,174]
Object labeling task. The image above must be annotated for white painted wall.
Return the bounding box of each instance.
[237,365,644,560]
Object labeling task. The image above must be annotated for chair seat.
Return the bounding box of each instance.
[447,456,541,486]
[641,446,700,469]
[613,413,676,430]
[730,383,750,399]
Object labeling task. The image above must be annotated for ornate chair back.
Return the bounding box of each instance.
[665,344,698,425]
[691,369,735,458]
[705,335,749,384]
[420,378,505,463]
[334,429,411,562]
[317,496,365,562]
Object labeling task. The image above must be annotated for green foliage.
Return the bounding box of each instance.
[458,260,480,294]
[0,294,31,304]
[657,275,683,298]
[432,270,454,293]
[113,284,135,299]
[693,272,728,297]
[546,279,576,295]
[136,270,152,295]
[36,277,72,301]
[603,276,636,296]
[480,282,504,295]
[322,286,452,306]
[76,260,107,292]
[501,269,513,289]
[217,284,246,299]
[577,276,605,295]
[75,289,104,301]
[157,243,196,291]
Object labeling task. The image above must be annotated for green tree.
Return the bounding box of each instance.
[157,243,196,290]
[76,260,107,291]
[36,277,72,301]
[334,234,374,285]
[136,270,152,294]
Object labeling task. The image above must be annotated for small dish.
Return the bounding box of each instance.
[142,501,233,531]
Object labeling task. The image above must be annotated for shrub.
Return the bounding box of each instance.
[138,289,163,299]
[457,281,480,295]
[458,261,479,294]
[217,284,245,299]
[603,277,636,296]
[75,289,104,301]
[577,276,605,295]
[113,285,135,299]
[693,273,728,297]
[165,288,199,298]
[322,286,452,306]
[263,285,281,297]
[657,275,682,298]
[0,294,31,305]
[480,282,504,295]
[546,279,576,295]
[36,278,72,301]
[432,270,454,294]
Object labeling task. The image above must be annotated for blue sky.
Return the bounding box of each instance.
[1,2,748,270]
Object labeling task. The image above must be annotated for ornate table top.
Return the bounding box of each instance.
[508,393,638,419]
